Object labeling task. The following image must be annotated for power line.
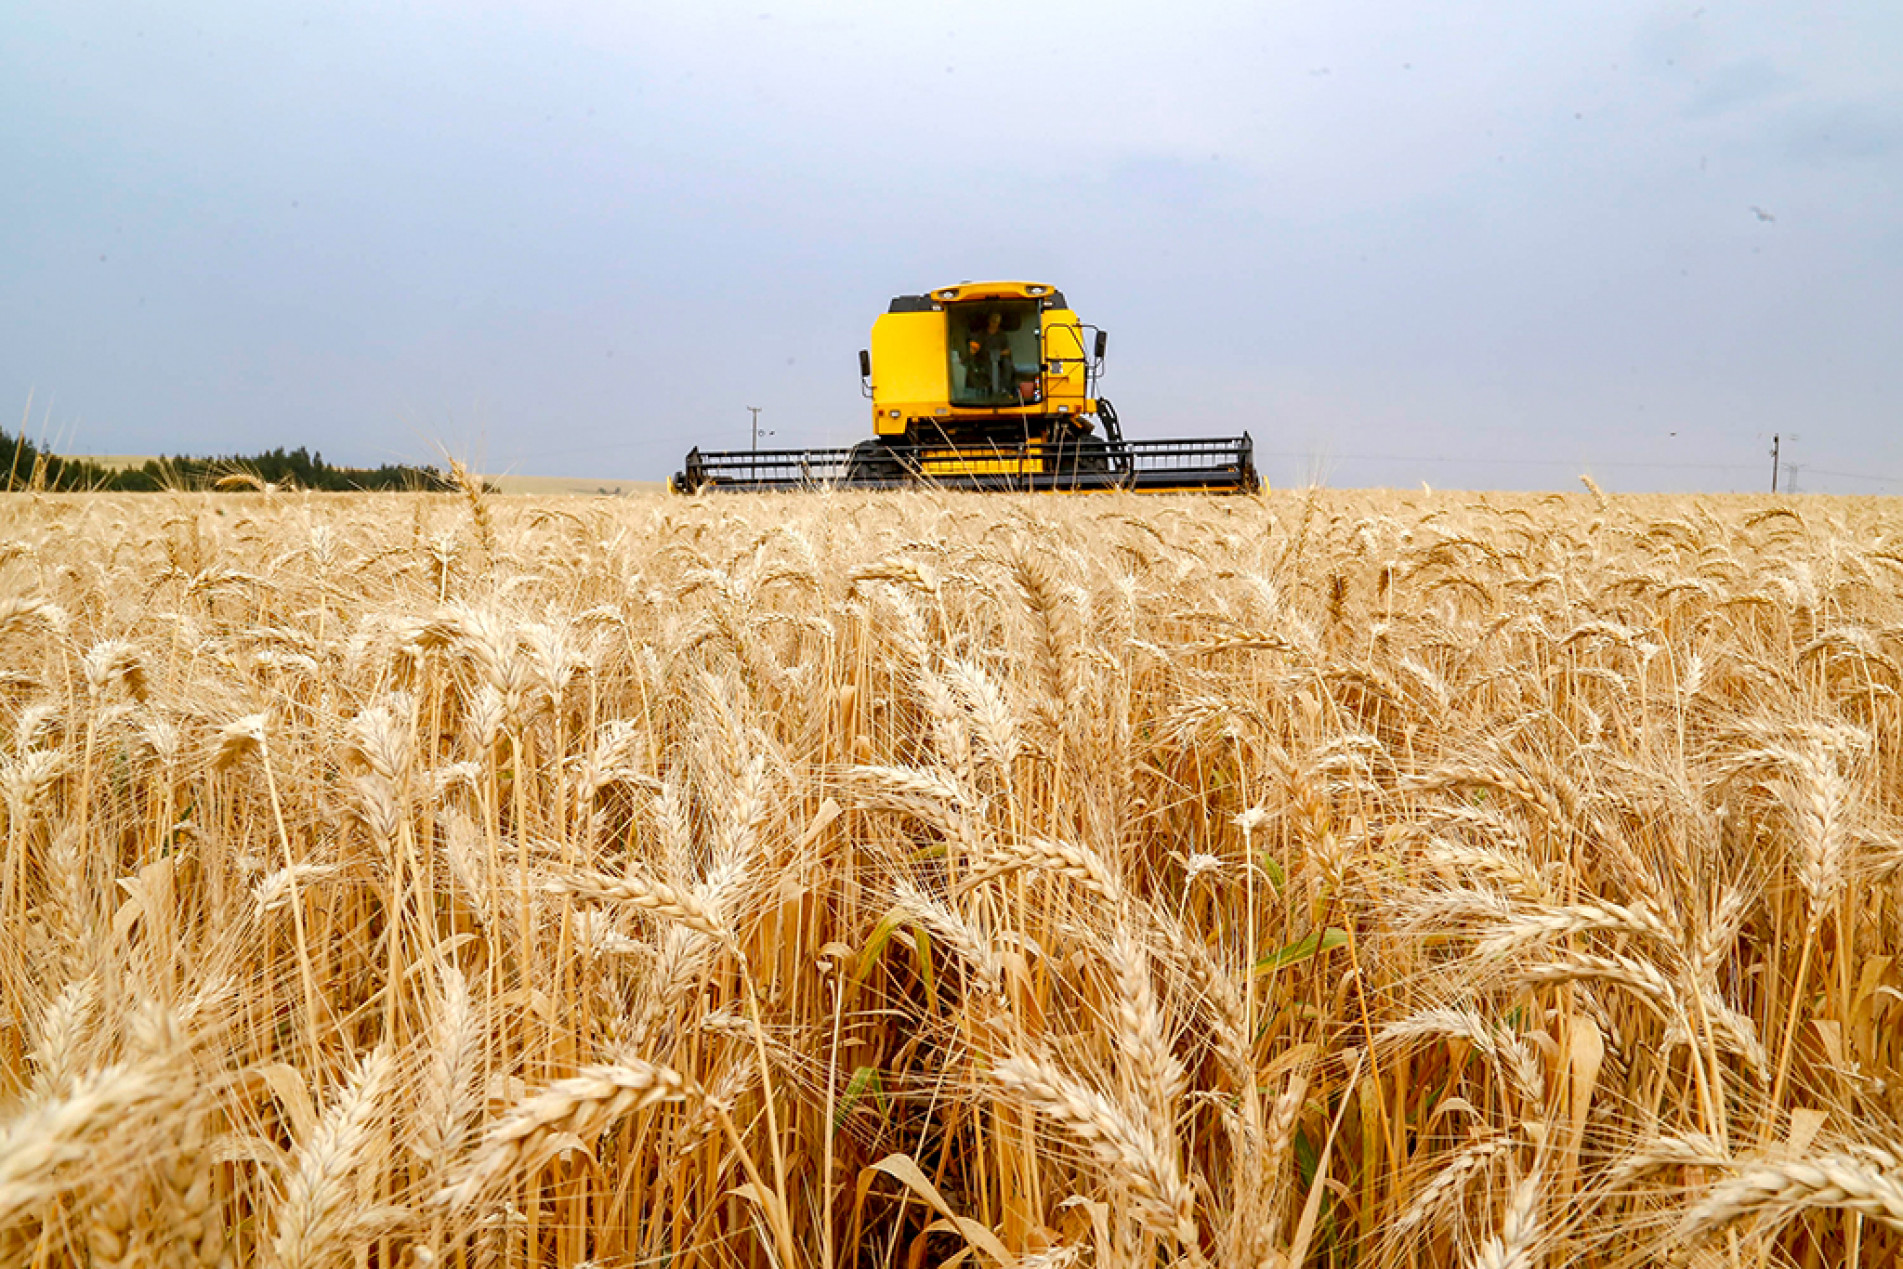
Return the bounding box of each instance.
[1782,466,1903,486]
[1253,450,1760,473]
[1256,450,1903,485]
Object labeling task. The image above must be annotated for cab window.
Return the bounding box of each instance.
[949,303,1041,406]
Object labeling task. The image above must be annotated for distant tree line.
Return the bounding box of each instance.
[1,426,468,492]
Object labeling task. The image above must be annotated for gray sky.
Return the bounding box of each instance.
[5,1,1901,492]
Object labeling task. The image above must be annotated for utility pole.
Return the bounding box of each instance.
[1770,433,1780,493]
[748,407,775,453]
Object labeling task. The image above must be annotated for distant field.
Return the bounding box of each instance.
[478,472,663,496]
[3,486,1901,1267]
[60,453,150,470]
[66,454,659,495]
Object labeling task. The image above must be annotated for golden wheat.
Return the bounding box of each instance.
[0,485,1899,1266]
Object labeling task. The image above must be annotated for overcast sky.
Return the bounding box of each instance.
[5,1,1901,491]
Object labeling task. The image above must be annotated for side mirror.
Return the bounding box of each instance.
[858,350,872,379]
[1093,331,1108,360]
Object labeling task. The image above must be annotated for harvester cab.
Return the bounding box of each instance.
[673,281,1256,493]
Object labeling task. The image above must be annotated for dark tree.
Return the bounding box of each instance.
[1,426,463,493]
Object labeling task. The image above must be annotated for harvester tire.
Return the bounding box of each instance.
[1071,435,1112,475]
[845,441,904,486]
[1052,433,1124,489]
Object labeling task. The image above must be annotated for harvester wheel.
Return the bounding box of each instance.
[845,440,904,486]
[1071,434,1112,476]
[1049,432,1121,489]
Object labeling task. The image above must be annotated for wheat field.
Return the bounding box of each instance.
[2,482,1901,1268]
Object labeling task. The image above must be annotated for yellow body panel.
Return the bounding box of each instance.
[1039,308,1089,414]
[868,310,949,437]
[918,444,1048,476]
[929,280,1062,304]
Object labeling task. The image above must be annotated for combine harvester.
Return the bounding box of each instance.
[672,281,1258,493]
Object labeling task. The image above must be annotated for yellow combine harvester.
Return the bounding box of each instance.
[672,281,1258,492]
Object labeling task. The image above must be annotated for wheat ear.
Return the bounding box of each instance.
[1109,933,1187,1135]
[436,1060,700,1211]
[991,1054,1201,1259]
[0,1065,166,1228]
[541,869,727,938]
[415,965,483,1167]
[1680,1154,1903,1239]
[271,1047,393,1269]
[965,836,1127,906]
[1469,1174,1543,1269]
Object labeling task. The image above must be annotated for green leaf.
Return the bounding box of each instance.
[835,1065,890,1130]
[1293,1124,1319,1188]
[1260,853,1286,893]
[855,909,907,982]
[1255,927,1349,975]
[855,912,942,1004]
[910,927,937,1003]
